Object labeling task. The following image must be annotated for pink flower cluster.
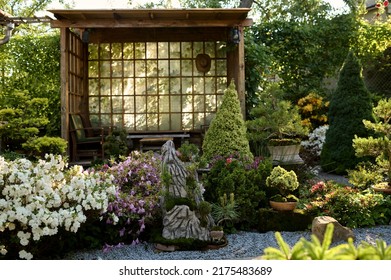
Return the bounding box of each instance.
[310,181,327,193]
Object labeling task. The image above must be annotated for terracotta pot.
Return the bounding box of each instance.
[267,144,303,164]
[210,230,224,241]
[269,200,297,211]
[372,184,391,194]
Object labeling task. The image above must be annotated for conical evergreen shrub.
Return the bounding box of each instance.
[201,81,253,162]
[320,51,373,174]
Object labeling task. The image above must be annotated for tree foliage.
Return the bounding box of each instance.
[249,1,354,103]
[320,52,373,174]
[0,33,61,136]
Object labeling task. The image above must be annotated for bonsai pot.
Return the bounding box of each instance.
[269,200,297,211]
[372,182,391,194]
[210,228,224,242]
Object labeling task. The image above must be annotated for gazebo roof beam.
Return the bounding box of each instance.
[49,8,253,28]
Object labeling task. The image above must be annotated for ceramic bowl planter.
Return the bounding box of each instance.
[269,200,297,211]
[372,182,391,194]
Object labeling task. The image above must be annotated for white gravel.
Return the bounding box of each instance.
[64,225,391,260]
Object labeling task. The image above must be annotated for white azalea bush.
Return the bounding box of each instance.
[301,125,328,157]
[0,154,116,259]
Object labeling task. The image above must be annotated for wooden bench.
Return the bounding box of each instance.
[127,132,190,152]
[139,137,174,152]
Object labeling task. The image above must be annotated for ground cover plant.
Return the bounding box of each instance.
[300,180,391,228]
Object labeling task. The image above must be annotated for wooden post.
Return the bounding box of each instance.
[227,26,246,119]
[60,28,70,150]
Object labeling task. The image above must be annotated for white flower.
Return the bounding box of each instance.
[19,250,33,260]
[301,125,329,156]
[0,245,7,256]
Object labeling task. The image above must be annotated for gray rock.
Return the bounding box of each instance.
[162,205,210,241]
[312,216,354,243]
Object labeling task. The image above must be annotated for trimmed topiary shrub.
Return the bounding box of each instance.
[320,51,373,174]
[201,81,253,163]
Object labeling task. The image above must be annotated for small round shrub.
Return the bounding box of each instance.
[22,136,67,158]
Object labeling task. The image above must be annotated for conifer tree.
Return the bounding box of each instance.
[201,81,253,162]
[320,51,373,174]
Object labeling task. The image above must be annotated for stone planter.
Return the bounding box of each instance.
[267,144,303,164]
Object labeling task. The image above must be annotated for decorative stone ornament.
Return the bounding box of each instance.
[160,140,212,242]
[195,53,211,73]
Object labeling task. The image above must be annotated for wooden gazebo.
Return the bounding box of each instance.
[49,8,253,160]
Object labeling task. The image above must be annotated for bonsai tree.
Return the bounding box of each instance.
[352,98,391,189]
[201,81,253,163]
[320,51,373,174]
[265,166,299,202]
[177,141,200,163]
[247,83,309,146]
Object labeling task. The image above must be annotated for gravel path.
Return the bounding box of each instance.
[64,225,391,260]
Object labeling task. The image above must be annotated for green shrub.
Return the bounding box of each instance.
[246,83,309,147]
[0,91,50,151]
[320,52,373,174]
[348,161,383,190]
[103,128,129,160]
[177,141,200,163]
[257,208,313,233]
[22,136,67,158]
[266,166,299,200]
[352,98,391,187]
[211,193,239,231]
[201,81,253,163]
[203,155,272,230]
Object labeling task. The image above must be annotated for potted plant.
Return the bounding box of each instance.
[353,98,391,194]
[210,193,239,241]
[265,166,299,211]
[247,83,309,164]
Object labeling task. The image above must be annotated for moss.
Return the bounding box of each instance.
[151,234,209,251]
[164,196,196,212]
